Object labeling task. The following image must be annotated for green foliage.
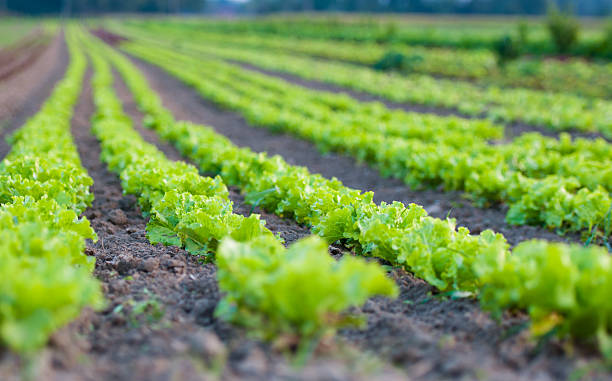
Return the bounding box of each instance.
[147,191,275,256]
[590,17,612,58]
[373,51,424,73]
[106,32,510,293]
[100,28,612,358]
[476,241,612,358]
[82,29,400,349]
[517,20,529,46]
[0,239,102,352]
[0,28,102,353]
[547,3,579,54]
[86,35,276,258]
[216,235,398,340]
[119,24,612,133]
[122,19,612,101]
[121,38,612,240]
[493,35,521,67]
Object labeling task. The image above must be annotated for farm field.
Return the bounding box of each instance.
[1,14,612,381]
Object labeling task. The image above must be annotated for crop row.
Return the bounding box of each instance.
[184,16,608,58]
[79,29,396,346]
[120,20,612,99]
[91,30,612,357]
[117,25,612,138]
[0,29,102,353]
[120,38,612,240]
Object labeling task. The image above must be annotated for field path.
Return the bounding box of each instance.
[0,31,68,158]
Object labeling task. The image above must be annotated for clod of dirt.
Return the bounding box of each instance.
[139,257,160,272]
[116,255,138,275]
[109,208,128,226]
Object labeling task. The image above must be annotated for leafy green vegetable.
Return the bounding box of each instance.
[81,29,398,348]
[116,18,612,95]
[121,38,612,239]
[216,235,397,340]
[96,28,612,359]
[0,28,102,353]
[476,240,612,357]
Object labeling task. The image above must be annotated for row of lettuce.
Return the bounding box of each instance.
[118,20,612,99]
[87,29,612,357]
[113,24,612,139]
[79,29,398,346]
[182,16,610,58]
[116,37,612,242]
[0,29,102,353]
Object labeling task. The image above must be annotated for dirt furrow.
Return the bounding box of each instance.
[125,53,572,247]
[0,32,48,82]
[69,69,225,381]
[0,31,69,160]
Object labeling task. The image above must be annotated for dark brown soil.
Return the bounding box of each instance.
[125,53,575,248]
[114,51,611,380]
[234,61,609,142]
[0,32,67,160]
[91,28,128,46]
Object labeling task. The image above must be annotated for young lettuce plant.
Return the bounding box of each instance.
[475,240,612,359]
[215,235,398,353]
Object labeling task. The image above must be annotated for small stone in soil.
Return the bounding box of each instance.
[116,256,136,275]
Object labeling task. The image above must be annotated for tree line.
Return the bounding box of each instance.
[2,0,611,16]
[2,0,205,14]
[247,0,610,16]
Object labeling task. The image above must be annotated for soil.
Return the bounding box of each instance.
[125,52,576,248]
[0,31,68,160]
[0,30,50,82]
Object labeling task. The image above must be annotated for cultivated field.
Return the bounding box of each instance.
[1,15,612,380]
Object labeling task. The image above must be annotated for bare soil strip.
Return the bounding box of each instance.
[0,32,68,160]
[115,53,609,381]
[0,30,50,82]
[125,53,573,247]
[233,61,607,142]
